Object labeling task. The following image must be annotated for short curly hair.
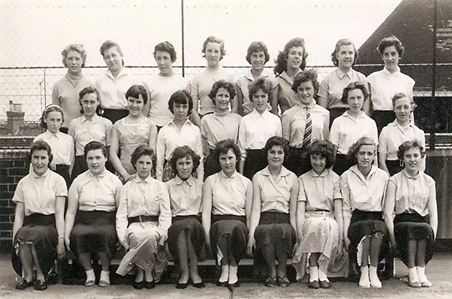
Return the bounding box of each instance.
[169,145,201,175]
[306,139,336,169]
[202,36,226,60]
[340,81,369,104]
[84,141,108,160]
[274,37,308,76]
[377,35,405,57]
[213,139,240,164]
[131,145,156,173]
[331,38,358,67]
[397,140,426,161]
[154,41,177,63]
[208,80,236,105]
[292,68,318,93]
[246,41,270,65]
[248,78,273,102]
[263,136,290,162]
[347,136,377,165]
[28,140,53,166]
[61,44,87,68]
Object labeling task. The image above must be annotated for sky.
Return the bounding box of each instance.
[0,0,402,121]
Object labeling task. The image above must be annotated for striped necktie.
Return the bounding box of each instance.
[302,107,312,149]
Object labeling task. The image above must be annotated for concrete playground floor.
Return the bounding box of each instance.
[1,253,452,299]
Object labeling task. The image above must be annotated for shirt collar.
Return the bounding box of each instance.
[390,119,414,130]
[382,66,401,76]
[88,169,107,178]
[310,169,328,178]
[336,68,353,79]
[279,70,302,84]
[174,175,195,186]
[81,114,100,123]
[402,169,419,180]
[220,170,238,179]
[245,69,270,81]
[344,110,366,119]
[261,166,291,178]
[251,108,271,118]
[106,67,129,79]
[169,119,192,128]
[31,168,49,178]
[135,174,153,183]
[297,99,316,109]
[44,130,62,138]
[350,164,378,178]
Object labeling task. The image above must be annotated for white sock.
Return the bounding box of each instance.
[219,265,229,282]
[85,269,95,282]
[369,266,381,288]
[417,266,427,282]
[228,265,238,284]
[408,267,419,282]
[309,266,319,282]
[318,268,329,282]
[100,270,110,283]
[359,266,370,288]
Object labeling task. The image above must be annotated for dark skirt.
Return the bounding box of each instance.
[55,164,70,188]
[167,215,205,261]
[204,152,222,180]
[70,210,117,259]
[386,160,403,177]
[210,215,248,264]
[254,212,295,255]
[13,214,57,278]
[243,149,267,181]
[394,212,434,266]
[372,110,395,135]
[347,210,389,266]
[102,109,128,124]
[71,156,88,183]
[329,107,347,129]
[284,147,310,177]
[333,153,355,176]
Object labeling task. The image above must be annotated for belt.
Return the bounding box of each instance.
[128,215,159,224]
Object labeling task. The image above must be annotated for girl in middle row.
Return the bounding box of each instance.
[282,69,329,177]
[201,80,242,179]
[110,85,158,183]
[156,90,204,182]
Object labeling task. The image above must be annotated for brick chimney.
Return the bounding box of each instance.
[6,101,24,135]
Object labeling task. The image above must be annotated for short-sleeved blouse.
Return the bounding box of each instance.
[68,114,113,156]
[113,117,156,174]
[276,70,302,114]
[13,170,67,216]
[201,112,242,150]
[340,165,389,219]
[116,175,172,245]
[298,169,341,212]
[253,166,296,214]
[389,170,435,217]
[317,68,367,110]
[166,176,202,216]
[69,170,123,212]
[207,171,251,216]
[236,69,276,115]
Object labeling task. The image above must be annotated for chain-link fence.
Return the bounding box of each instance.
[1,0,451,148]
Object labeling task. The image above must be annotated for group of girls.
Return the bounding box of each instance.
[11,33,437,292]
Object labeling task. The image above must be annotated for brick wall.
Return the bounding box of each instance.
[0,150,28,252]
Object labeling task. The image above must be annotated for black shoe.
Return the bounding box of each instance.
[47,272,58,285]
[15,279,33,290]
[193,280,205,289]
[277,276,290,287]
[264,276,277,287]
[227,281,240,289]
[176,280,189,289]
[217,280,228,287]
[144,280,155,289]
[133,280,145,290]
[319,280,332,289]
[34,279,47,291]
[308,280,320,289]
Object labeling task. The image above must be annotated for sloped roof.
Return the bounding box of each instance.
[355,0,452,94]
